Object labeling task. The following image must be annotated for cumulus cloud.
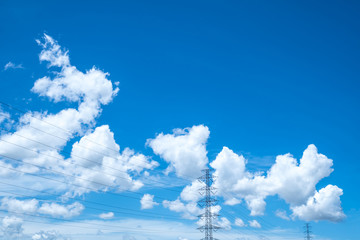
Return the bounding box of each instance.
[248,220,261,228]
[217,217,231,230]
[180,180,202,202]
[209,144,344,221]
[38,202,84,218]
[147,125,209,179]
[291,185,345,222]
[67,125,156,196]
[163,198,201,220]
[32,230,69,240]
[210,147,247,192]
[234,218,246,227]
[99,212,115,219]
[4,62,23,70]
[2,216,23,239]
[140,194,158,210]
[0,34,157,208]
[0,34,119,177]
[1,197,38,214]
[0,197,84,219]
[224,198,241,206]
[150,125,343,224]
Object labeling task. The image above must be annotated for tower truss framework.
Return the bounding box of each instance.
[197,169,220,240]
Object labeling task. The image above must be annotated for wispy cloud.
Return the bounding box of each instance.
[275,209,290,220]
[3,62,24,71]
[99,212,114,220]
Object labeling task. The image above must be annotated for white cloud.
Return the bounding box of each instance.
[1,197,38,214]
[248,220,261,228]
[265,144,334,205]
[180,180,202,202]
[209,144,344,221]
[38,202,84,218]
[217,217,231,230]
[291,184,345,222]
[99,212,114,219]
[224,197,241,206]
[0,111,11,124]
[33,34,118,105]
[234,218,246,227]
[0,160,18,177]
[244,196,266,216]
[140,194,158,210]
[147,125,210,179]
[211,147,247,192]
[0,34,156,201]
[67,125,156,196]
[158,132,343,224]
[275,209,290,220]
[0,197,84,219]
[2,216,23,239]
[4,62,23,70]
[32,230,69,240]
[162,198,201,220]
[70,125,120,168]
[0,34,119,176]
[36,34,70,68]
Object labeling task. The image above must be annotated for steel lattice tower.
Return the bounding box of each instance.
[304,223,312,240]
[197,169,220,240]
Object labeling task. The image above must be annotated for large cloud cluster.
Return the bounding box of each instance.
[209,144,345,221]
[0,34,159,240]
[148,126,345,222]
[0,34,157,198]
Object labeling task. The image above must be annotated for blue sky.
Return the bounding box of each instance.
[0,1,359,239]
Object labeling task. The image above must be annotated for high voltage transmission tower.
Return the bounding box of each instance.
[304,223,312,240]
[197,168,221,240]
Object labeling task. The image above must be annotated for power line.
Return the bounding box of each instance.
[0,210,199,234]
[0,101,177,178]
[0,135,181,197]
[0,110,187,191]
[0,152,296,239]
[0,101,120,155]
[0,135,283,236]
[0,180,174,219]
[0,188,185,221]
[0,154,142,201]
[0,100,299,239]
[0,152,279,238]
[0,144,284,236]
